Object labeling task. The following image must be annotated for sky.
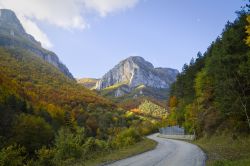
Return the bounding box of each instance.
[0,0,248,78]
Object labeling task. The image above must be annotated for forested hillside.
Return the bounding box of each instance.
[131,100,168,120]
[167,11,250,136]
[0,47,158,165]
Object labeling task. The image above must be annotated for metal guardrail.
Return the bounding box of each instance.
[159,126,185,135]
[158,126,195,140]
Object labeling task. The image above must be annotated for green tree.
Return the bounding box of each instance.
[12,114,54,153]
[246,15,250,46]
[0,144,26,166]
[53,127,85,162]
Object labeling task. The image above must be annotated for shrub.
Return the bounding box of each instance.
[53,127,85,162]
[0,144,26,166]
[11,114,54,153]
[35,147,55,166]
[82,137,109,159]
[113,128,141,148]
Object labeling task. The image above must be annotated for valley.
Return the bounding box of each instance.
[0,9,162,166]
[0,2,250,166]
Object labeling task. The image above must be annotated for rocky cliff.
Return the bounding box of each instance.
[96,56,179,90]
[0,9,74,79]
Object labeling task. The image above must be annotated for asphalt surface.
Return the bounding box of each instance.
[107,133,206,166]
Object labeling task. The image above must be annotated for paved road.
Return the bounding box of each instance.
[107,133,206,166]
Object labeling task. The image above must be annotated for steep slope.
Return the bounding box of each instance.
[131,100,168,120]
[96,56,178,90]
[0,9,74,79]
[0,9,163,166]
[0,47,113,110]
[93,56,178,108]
[0,47,159,165]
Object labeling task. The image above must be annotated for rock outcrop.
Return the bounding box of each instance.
[0,9,74,79]
[95,56,179,90]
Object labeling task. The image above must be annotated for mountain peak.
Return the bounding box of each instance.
[0,9,74,79]
[0,9,25,34]
[126,56,145,61]
[120,56,154,70]
[95,56,179,90]
[0,9,17,18]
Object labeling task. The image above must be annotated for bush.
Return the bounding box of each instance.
[0,144,26,166]
[11,114,54,153]
[35,147,55,166]
[138,121,158,135]
[113,128,141,148]
[53,127,110,164]
[83,137,109,158]
[53,127,85,162]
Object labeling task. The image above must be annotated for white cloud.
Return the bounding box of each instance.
[20,16,53,48]
[0,0,140,48]
[83,0,140,17]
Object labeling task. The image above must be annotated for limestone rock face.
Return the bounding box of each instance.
[95,56,179,90]
[0,9,74,79]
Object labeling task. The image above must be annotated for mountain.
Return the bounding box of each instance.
[77,78,99,89]
[93,56,178,107]
[0,9,74,79]
[0,9,115,113]
[0,9,160,165]
[96,56,178,90]
[0,28,148,165]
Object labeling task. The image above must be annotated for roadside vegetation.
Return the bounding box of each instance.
[167,10,250,138]
[195,134,250,166]
[166,9,250,166]
[84,138,157,166]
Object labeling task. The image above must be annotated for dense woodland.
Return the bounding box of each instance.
[0,47,159,165]
[167,11,250,136]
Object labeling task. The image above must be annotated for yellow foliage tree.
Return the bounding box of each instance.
[246,15,250,46]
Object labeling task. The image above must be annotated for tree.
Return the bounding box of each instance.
[0,144,26,166]
[11,114,54,153]
[168,12,250,135]
[54,127,85,162]
[245,15,250,46]
[168,96,178,108]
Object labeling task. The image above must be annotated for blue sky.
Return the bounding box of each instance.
[1,0,247,78]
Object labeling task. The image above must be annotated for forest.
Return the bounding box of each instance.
[167,10,250,136]
[0,47,159,165]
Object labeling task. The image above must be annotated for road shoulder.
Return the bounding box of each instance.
[84,137,158,166]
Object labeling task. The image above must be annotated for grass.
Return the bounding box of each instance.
[194,134,250,166]
[84,138,157,166]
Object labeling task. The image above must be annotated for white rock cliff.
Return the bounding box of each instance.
[95,56,179,90]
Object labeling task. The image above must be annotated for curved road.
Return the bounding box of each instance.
[107,133,206,166]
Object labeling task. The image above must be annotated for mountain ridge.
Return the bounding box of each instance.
[78,56,179,108]
[0,9,74,79]
[95,56,179,90]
